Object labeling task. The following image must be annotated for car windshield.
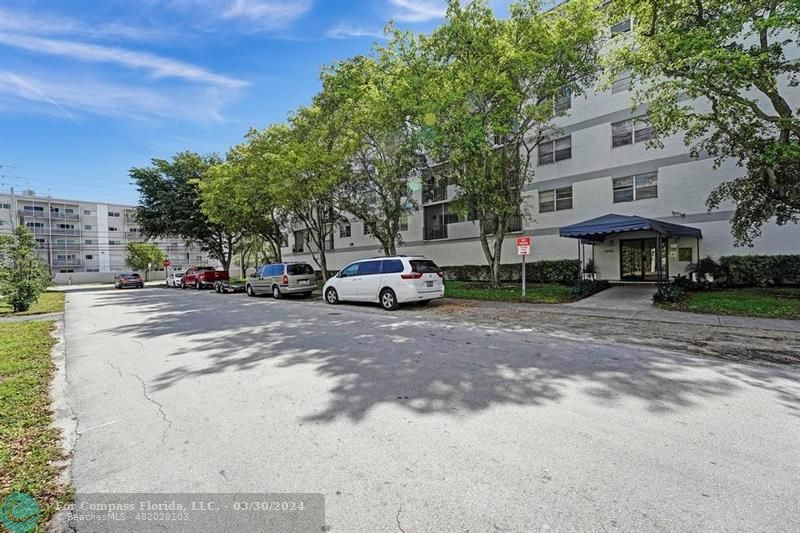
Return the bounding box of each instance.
[288,264,314,275]
[197,267,215,271]
[410,260,440,274]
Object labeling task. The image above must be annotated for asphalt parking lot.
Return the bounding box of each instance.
[63,286,800,531]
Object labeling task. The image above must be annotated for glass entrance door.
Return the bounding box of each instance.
[620,238,667,281]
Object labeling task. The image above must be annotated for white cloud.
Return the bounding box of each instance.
[171,0,313,32]
[0,34,248,89]
[0,7,174,42]
[389,0,446,22]
[326,23,387,40]
[0,70,231,123]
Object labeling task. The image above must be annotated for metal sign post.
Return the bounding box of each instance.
[516,237,531,300]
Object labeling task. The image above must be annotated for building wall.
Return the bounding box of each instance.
[280,35,799,277]
[0,193,214,276]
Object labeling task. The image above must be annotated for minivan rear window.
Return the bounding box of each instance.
[410,260,440,273]
[288,263,314,275]
[382,259,404,273]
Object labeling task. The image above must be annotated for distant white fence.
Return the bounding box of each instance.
[52,270,167,285]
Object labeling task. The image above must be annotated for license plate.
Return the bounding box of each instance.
[425,281,434,287]
[298,280,309,285]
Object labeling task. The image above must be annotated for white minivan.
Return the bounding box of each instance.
[323,256,444,310]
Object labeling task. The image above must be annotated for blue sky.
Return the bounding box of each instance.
[0,0,517,204]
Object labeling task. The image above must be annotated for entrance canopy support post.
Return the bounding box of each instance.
[656,233,663,292]
[577,239,583,282]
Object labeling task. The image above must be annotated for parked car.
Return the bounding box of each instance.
[181,267,229,289]
[115,272,144,289]
[215,278,246,294]
[245,262,315,299]
[323,256,444,310]
[166,271,183,288]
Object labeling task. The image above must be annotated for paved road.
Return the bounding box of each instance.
[63,286,800,532]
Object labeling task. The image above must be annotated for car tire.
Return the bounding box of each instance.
[325,287,338,305]
[379,288,399,311]
[180,280,186,289]
[272,285,282,299]
[246,284,256,297]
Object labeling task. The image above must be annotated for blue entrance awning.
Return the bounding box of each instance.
[559,214,702,241]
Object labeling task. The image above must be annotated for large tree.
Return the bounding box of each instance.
[131,152,240,272]
[606,0,799,245]
[320,32,427,256]
[125,241,165,281]
[266,109,351,281]
[0,225,50,312]
[200,142,288,263]
[422,0,601,286]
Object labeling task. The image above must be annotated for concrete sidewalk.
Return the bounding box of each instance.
[0,311,63,323]
[448,298,800,333]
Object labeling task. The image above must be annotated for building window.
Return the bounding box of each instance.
[85,239,94,244]
[611,70,633,93]
[538,136,572,165]
[554,86,572,113]
[363,223,372,236]
[539,186,573,213]
[399,214,409,232]
[83,209,91,215]
[108,211,121,217]
[612,116,652,147]
[26,222,44,228]
[678,247,693,262]
[0,203,10,209]
[339,223,351,238]
[108,226,119,232]
[109,240,121,245]
[65,208,74,214]
[56,223,74,229]
[610,18,632,35]
[85,255,93,260]
[84,225,92,230]
[23,205,44,212]
[613,172,658,203]
[280,234,289,247]
[86,268,100,272]
[292,230,306,253]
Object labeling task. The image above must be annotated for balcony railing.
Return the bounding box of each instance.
[424,225,448,240]
[52,259,83,267]
[422,183,447,204]
[50,228,80,236]
[19,210,80,221]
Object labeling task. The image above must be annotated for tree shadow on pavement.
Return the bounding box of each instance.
[89,289,800,422]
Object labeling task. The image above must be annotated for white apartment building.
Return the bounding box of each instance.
[0,191,211,276]
[282,27,799,281]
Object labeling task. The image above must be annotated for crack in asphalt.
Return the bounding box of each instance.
[396,504,406,533]
[106,360,173,445]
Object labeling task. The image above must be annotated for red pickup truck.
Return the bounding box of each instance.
[181,266,229,289]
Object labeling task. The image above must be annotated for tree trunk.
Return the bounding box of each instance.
[478,228,498,287]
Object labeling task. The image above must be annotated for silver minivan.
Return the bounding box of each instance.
[245,262,316,299]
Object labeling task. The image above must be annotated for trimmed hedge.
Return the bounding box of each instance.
[719,255,800,286]
[442,259,579,285]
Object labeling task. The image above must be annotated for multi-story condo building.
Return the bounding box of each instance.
[0,191,211,275]
[281,25,798,281]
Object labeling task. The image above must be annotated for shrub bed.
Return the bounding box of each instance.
[442,259,579,285]
[719,255,800,286]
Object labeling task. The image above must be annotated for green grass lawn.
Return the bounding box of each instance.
[444,280,573,304]
[0,291,65,317]
[0,321,71,530]
[662,287,800,320]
